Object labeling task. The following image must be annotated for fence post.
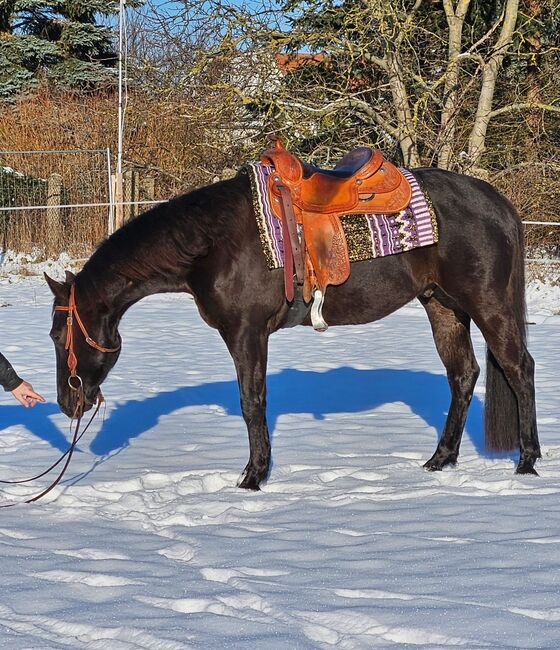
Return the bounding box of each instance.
[141,176,155,203]
[123,170,140,220]
[106,147,114,236]
[133,171,140,218]
[46,172,62,252]
[113,172,124,230]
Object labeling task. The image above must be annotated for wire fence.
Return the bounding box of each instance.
[0,149,113,257]
[0,149,558,265]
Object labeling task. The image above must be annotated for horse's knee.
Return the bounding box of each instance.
[240,395,266,423]
[462,358,479,384]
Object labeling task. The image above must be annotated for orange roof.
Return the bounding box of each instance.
[275,53,327,73]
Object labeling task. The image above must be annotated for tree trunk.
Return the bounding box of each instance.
[466,0,520,176]
[0,1,16,34]
[438,0,471,170]
[386,51,421,167]
[523,0,543,141]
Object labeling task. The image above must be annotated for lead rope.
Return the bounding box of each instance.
[0,390,104,507]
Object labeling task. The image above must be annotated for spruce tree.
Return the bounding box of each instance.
[0,0,142,99]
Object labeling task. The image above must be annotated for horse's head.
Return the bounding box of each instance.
[45,271,121,417]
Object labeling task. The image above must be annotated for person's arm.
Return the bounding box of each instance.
[0,354,45,407]
[0,353,23,393]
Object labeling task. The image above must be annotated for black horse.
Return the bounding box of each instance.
[45,167,540,489]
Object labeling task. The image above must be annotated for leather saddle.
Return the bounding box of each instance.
[261,138,412,330]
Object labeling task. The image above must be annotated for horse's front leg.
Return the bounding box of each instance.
[220,326,271,490]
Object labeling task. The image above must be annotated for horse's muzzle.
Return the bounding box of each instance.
[58,391,96,418]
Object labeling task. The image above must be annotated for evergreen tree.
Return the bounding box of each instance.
[0,0,143,99]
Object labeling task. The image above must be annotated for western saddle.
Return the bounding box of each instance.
[261,137,412,330]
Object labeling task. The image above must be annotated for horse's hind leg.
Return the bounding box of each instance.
[220,326,271,490]
[471,311,540,475]
[420,294,480,471]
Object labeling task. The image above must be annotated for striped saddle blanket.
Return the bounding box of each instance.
[245,163,438,271]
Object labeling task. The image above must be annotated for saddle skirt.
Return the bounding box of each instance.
[247,162,437,266]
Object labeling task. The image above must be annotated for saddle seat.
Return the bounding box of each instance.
[260,138,412,331]
[262,138,411,215]
[303,147,380,178]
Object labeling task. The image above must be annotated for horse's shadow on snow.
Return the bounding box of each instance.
[89,367,486,457]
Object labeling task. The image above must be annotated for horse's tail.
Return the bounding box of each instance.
[484,210,527,452]
[485,349,519,451]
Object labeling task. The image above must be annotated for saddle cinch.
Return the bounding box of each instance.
[261,138,412,330]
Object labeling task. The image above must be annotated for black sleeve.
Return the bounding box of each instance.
[0,353,23,392]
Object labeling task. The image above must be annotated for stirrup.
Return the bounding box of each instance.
[310,289,328,332]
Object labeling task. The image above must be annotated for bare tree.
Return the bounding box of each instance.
[165,0,559,178]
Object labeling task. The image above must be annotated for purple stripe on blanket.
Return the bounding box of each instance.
[246,162,438,270]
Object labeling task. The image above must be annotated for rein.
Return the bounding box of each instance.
[0,391,102,506]
[0,283,119,506]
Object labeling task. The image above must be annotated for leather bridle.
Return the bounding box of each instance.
[0,283,120,506]
[54,283,120,387]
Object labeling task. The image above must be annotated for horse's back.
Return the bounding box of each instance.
[320,167,524,327]
[414,167,521,236]
[197,169,523,329]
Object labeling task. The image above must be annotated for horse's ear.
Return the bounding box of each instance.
[44,273,69,302]
[65,270,76,284]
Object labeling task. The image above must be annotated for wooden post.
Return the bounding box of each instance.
[113,172,124,230]
[141,176,155,203]
[46,173,62,252]
[132,171,139,218]
[123,170,132,222]
[123,170,140,220]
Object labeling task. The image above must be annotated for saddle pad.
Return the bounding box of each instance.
[244,162,438,270]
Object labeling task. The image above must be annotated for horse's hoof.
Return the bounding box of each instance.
[237,473,262,490]
[423,461,443,472]
[515,463,539,476]
[423,455,457,472]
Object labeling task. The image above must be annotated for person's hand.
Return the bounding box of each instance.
[11,381,46,408]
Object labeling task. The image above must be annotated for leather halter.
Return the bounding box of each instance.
[54,283,120,383]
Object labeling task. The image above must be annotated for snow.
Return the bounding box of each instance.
[0,258,559,649]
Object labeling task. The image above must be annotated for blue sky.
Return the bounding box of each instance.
[106,0,284,24]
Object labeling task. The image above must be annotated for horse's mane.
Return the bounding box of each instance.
[80,174,250,288]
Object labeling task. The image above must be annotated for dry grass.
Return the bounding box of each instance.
[0,86,248,257]
[1,87,559,260]
[493,161,560,255]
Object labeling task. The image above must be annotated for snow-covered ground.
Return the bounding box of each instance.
[0,258,559,649]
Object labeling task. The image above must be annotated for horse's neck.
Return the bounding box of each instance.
[77,174,248,320]
[79,199,213,318]
[79,268,187,324]
[78,249,194,323]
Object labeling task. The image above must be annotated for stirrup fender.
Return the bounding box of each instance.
[259,137,413,331]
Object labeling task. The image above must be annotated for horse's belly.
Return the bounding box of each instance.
[309,257,420,326]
